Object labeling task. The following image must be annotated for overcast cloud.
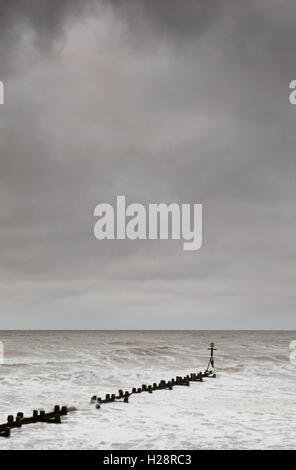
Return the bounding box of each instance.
[0,0,295,329]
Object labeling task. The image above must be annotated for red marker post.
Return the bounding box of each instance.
[206,342,216,372]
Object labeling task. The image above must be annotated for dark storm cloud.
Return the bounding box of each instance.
[0,0,97,78]
[0,0,229,79]
[0,1,295,328]
[2,1,296,80]
[0,0,223,44]
[109,0,225,38]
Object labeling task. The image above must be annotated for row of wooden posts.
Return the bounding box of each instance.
[0,405,75,439]
[90,370,216,408]
[0,369,216,438]
[0,371,216,438]
[1,349,216,439]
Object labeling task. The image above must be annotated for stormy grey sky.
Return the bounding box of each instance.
[0,0,295,329]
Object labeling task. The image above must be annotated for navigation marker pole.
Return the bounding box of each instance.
[206,342,216,373]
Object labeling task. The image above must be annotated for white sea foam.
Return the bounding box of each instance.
[0,331,295,449]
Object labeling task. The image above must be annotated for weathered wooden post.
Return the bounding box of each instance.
[53,414,61,423]
[15,416,22,427]
[183,377,190,386]
[7,415,14,427]
[39,410,46,422]
[0,427,10,438]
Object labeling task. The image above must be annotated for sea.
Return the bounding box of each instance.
[0,330,295,450]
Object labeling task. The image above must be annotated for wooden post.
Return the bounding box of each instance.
[0,427,10,438]
[15,416,22,428]
[7,415,14,427]
[54,414,61,424]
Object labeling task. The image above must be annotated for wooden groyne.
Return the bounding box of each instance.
[89,342,217,409]
[0,343,217,438]
[0,372,215,438]
[0,405,76,439]
[90,370,216,408]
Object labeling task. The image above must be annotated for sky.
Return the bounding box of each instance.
[0,0,295,329]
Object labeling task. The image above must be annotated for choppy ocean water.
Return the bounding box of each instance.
[0,330,295,450]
